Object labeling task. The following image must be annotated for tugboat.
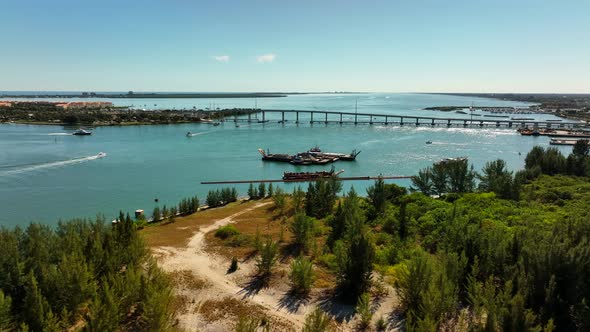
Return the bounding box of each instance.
[72,128,92,136]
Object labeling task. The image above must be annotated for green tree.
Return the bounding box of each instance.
[478,159,516,199]
[0,290,14,332]
[22,272,50,332]
[356,292,373,329]
[256,237,279,279]
[411,168,433,195]
[290,213,315,254]
[268,183,274,197]
[367,177,387,216]
[292,186,306,213]
[302,307,332,332]
[85,281,120,332]
[272,188,286,212]
[248,183,258,199]
[395,251,434,319]
[430,164,448,195]
[335,212,375,301]
[152,206,162,221]
[258,182,266,198]
[289,256,315,294]
[446,159,476,193]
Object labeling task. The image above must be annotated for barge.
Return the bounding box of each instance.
[282,167,344,181]
[258,146,361,166]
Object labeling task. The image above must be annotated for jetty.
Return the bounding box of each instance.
[201,175,412,184]
[218,109,588,129]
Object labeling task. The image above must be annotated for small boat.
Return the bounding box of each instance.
[213,122,220,126]
[73,128,92,136]
[186,131,192,137]
[97,152,107,158]
[425,140,433,144]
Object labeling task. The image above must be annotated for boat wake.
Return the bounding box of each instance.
[187,132,209,137]
[47,133,72,136]
[0,153,106,176]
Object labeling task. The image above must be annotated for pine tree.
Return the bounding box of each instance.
[258,182,266,198]
[290,213,315,254]
[22,272,50,332]
[268,183,274,197]
[152,206,161,222]
[256,237,278,279]
[0,290,14,332]
[367,177,387,216]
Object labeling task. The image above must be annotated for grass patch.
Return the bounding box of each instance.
[141,200,255,248]
[198,296,294,331]
[169,270,211,291]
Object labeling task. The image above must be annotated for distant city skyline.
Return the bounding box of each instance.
[1,0,589,93]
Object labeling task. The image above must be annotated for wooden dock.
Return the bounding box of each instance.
[201,175,412,185]
[218,109,588,129]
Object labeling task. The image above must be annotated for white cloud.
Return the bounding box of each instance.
[212,55,230,62]
[256,54,276,63]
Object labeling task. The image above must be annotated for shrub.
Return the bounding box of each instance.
[256,237,278,278]
[302,307,332,332]
[289,256,315,294]
[356,292,373,329]
[215,225,240,239]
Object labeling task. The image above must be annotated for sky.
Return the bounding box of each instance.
[1,0,589,93]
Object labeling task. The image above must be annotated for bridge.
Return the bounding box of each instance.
[222,109,589,129]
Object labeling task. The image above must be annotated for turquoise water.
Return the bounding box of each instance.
[0,93,571,226]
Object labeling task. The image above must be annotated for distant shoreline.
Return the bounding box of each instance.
[0,91,367,99]
[0,92,291,99]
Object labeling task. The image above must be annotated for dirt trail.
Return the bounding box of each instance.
[153,202,310,331]
[152,202,399,331]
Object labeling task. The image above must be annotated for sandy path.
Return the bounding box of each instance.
[153,202,310,331]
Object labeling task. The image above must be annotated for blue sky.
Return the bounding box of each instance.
[1,0,589,92]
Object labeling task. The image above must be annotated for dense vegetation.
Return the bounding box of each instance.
[0,102,258,125]
[0,214,173,331]
[244,141,590,331]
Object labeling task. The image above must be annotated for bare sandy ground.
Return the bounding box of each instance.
[151,202,400,331]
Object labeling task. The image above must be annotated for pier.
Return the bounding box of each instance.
[201,175,413,185]
[221,109,589,129]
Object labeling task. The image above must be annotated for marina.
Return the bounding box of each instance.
[518,128,590,138]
